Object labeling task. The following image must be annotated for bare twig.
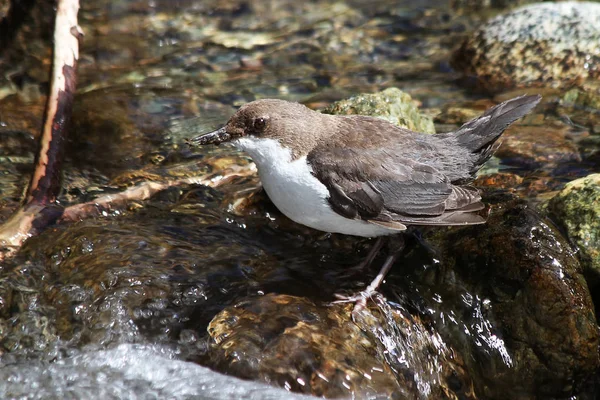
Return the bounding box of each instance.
[61,165,256,222]
[0,0,80,261]
[27,0,81,205]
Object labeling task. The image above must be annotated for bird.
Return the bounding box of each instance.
[187,94,541,311]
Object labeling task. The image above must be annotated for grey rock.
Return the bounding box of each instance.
[452,2,600,91]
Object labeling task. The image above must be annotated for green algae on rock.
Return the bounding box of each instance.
[547,174,600,282]
[321,87,436,134]
[452,2,600,91]
[562,81,600,111]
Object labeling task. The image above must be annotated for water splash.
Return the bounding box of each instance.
[0,343,318,400]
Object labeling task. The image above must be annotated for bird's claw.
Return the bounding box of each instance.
[332,290,378,314]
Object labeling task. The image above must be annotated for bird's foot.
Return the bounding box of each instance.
[332,250,401,316]
[332,289,378,314]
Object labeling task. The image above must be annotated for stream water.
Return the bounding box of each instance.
[0,1,598,399]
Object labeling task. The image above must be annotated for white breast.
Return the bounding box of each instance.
[233,137,397,238]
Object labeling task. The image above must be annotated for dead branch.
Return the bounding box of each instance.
[60,165,256,223]
[0,0,80,261]
[27,0,81,205]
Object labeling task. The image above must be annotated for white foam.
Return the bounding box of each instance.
[0,343,318,400]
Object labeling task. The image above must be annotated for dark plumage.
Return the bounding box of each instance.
[189,94,541,232]
[307,94,541,228]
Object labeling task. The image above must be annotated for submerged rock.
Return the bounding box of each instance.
[321,87,436,134]
[450,0,536,11]
[452,2,600,91]
[495,124,582,168]
[547,174,600,283]
[436,98,581,172]
[206,293,472,399]
[562,82,600,111]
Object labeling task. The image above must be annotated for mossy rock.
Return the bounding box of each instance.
[321,87,436,134]
[547,173,600,280]
[562,82,600,110]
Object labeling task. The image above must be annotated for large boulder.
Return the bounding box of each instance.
[452,2,600,91]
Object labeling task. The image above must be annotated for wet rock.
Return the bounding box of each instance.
[206,293,473,399]
[562,81,600,111]
[0,2,9,20]
[473,171,524,191]
[409,195,600,399]
[452,2,600,91]
[495,124,581,168]
[68,89,238,179]
[435,100,493,125]
[208,31,278,50]
[437,98,581,169]
[450,0,536,11]
[547,174,600,283]
[0,99,40,221]
[321,87,436,134]
[560,81,600,132]
[0,0,55,100]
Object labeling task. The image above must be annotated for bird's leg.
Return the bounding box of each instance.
[406,226,436,256]
[333,235,405,313]
[354,236,385,270]
[335,237,385,281]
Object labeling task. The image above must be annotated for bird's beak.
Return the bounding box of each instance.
[186,127,231,146]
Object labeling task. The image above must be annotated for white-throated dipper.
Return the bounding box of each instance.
[188,94,541,311]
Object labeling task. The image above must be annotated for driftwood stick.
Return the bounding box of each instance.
[0,0,80,261]
[26,0,81,205]
[60,165,256,223]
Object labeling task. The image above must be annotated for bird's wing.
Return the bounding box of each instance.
[306,145,486,227]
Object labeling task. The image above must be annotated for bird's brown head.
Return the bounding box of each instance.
[187,99,322,148]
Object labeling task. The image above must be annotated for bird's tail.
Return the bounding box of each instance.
[445,94,541,172]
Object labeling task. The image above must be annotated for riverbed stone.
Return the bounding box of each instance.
[562,82,600,111]
[547,174,600,283]
[452,2,600,91]
[206,293,473,399]
[450,0,537,11]
[415,195,600,399]
[494,124,582,168]
[321,87,436,134]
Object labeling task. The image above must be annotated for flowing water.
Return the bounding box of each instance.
[0,0,598,399]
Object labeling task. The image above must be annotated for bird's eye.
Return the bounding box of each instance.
[253,117,267,132]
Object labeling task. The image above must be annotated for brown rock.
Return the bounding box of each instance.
[207,293,473,399]
[495,124,581,168]
[419,195,600,399]
[473,172,523,190]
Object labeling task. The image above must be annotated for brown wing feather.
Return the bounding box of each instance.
[307,146,486,227]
